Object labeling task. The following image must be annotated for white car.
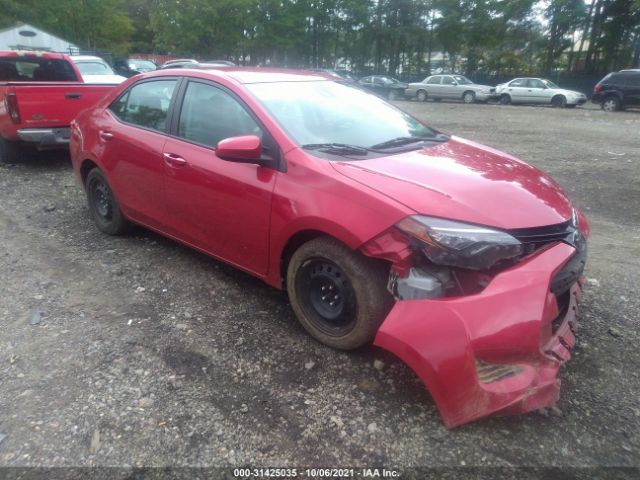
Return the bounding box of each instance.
[71,56,127,84]
[495,78,587,108]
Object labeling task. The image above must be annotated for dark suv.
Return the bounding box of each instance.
[592,69,640,111]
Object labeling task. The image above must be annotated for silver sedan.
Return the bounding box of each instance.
[494,78,587,107]
[406,74,494,103]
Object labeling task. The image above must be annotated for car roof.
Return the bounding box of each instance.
[146,67,335,84]
[0,50,68,60]
[71,55,107,62]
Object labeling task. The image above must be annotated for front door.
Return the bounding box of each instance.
[527,78,554,104]
[162,80,277,275]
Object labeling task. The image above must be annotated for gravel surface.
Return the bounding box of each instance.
[0,101,638,476]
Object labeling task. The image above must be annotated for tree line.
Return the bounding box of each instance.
[1,0,639,76]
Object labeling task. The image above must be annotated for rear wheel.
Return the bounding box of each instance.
[416,90,428,102]
[0,137,20,164]
[387,89,397,101]
[286,237,391,350]
[551,95,567,108]
[86,168,131,235]
[462,91,476,104]
[499,94,511,105]
[601,96,620,112]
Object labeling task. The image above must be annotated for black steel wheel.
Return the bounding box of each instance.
[551,95,567,108]
[86,168,130,235]
[287,237,391,350]
[499,94,511,105]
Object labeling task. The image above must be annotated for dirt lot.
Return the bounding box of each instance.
[1,101,639,476]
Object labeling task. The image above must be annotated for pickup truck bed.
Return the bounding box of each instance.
[0,51,118,163]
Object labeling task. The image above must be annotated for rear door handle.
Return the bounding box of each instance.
[163,152,187,167]
[65,93,82,100]
[98,130,114,142]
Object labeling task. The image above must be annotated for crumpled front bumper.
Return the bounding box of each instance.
[374,242,582,428]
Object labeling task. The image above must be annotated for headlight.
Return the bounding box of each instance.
[396,215,523,270]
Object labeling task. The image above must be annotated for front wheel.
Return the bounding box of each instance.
[462,91,476,104]
[551,95,567,108]
[499,94,511,105]
[416,90,428,102]
[86,168,131,235]
[387,89,397,101]
[286,237,391,350]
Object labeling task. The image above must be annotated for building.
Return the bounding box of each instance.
[0,23,77,53]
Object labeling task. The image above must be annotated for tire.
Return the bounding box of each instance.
[387,89,397,101]
[499,94,511,105]
[601,96,620,112]
[0,136,21,164]
[286,237,391,350]
[86,168,131,235]
[462,91,476,104]
[416,90,428,102]
[551,95,566,108]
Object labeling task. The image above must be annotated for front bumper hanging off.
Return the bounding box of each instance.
[374,242,582,428]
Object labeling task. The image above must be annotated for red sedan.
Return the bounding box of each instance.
[70,68,589,428]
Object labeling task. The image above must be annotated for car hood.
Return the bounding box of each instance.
[81,74,127,84]
[330,136,574,229]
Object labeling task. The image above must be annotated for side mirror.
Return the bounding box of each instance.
[216,135,268,165]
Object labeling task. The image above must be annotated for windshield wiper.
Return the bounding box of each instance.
[370,134,449,150]
[302,143,370,156]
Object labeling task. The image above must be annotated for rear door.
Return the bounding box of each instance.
[99,78,179,228]
[161,79,277,275]
[425,75,442,97]
[505,78,528,102]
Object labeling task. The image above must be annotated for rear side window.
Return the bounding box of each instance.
[177,81,262,148]
[0,58,78,81]
[625,73,640,86]
[109,79,177,132]
[427,76,441,85]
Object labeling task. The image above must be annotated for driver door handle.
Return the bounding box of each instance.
[163,152,187,167]
[98,130,113,142]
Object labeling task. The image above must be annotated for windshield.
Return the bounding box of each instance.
[542,79,559,89]
[453,75,472,85]
[247,80,438,150]
[76,61,115,75]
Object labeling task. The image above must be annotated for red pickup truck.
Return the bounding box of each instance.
[0,51,118,163]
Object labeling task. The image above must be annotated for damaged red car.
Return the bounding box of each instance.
[70,68,589,428]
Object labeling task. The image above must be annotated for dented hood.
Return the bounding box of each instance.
[331,136,573,229]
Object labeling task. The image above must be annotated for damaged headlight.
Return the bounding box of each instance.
[396,215,523,270]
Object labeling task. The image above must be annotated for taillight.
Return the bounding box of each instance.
[4,93,20,124]
[594,83,602,94]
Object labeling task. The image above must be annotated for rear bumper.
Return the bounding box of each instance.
[17,128,71,149]
[374,242,583,428]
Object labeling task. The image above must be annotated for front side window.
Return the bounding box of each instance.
[427,76,441,85]
[109,79,176,132]
[178,81,262,148]
[509,79,527,87]
[452,75,472,85]
[441,76,455,85]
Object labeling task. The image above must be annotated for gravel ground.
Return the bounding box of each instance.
[0,100,638,477]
